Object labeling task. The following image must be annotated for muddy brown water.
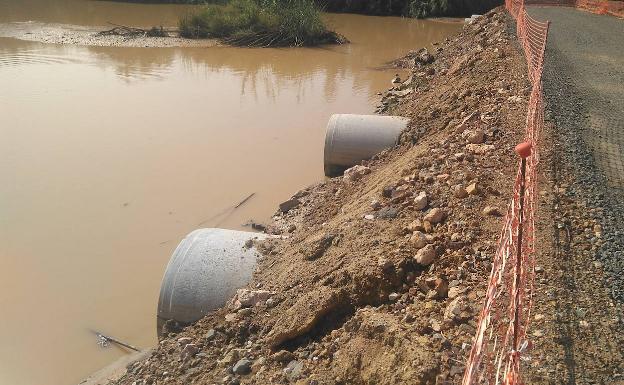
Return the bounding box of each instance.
[0,2,461,384]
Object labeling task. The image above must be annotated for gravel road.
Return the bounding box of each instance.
[524,6,624,384]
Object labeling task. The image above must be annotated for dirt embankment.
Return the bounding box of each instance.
[0,22,218,48]
[109,9,533,385]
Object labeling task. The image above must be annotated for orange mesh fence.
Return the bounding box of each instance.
[462,2,549,384]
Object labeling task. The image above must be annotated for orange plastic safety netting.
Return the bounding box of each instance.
[461,2,549,384]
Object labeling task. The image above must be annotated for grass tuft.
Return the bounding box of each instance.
[179,0,347,47]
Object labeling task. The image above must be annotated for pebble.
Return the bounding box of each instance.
[388,292,400,301]
[482,206,502,216]
[364,214,375,220]
[415,244,437,265]
[232,358,252,375]
[424,208,446,224]
[414,191,428,210]
[409,231,429,248]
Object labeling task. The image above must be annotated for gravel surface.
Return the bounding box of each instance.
[523,6,624,384]
[528,6,624,302]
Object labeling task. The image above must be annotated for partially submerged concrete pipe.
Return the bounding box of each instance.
[324,114,409,177]
[157,228,267,334]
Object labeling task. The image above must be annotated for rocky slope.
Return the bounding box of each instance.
[110,8,533,385]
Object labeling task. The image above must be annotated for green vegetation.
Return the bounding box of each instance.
[178,0,346,47]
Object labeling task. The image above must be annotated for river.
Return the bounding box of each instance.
[0,1,461,384]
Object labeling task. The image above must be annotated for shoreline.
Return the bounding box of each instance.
[104,8,536,385]
[0,22,219,48]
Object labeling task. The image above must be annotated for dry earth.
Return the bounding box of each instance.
[107,8,544,385]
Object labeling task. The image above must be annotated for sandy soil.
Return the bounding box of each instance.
[106,8,536,385]
[0,22,218,47]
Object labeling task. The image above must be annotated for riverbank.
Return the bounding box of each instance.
[105,8,535,385]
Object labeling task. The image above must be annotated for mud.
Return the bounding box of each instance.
[0,22,218,47]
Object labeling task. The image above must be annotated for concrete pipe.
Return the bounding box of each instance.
[157,228,267,335]
[324,114,409,177]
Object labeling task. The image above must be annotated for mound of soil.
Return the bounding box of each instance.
[110,8,533,385]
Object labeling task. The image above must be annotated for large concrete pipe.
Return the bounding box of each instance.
[324,114,409,177]
[157,228,267,334]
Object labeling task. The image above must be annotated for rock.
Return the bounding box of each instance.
[444,296,471,321]
[301,233,336,260]
[466,143,495,154]
[272,350,295,364]
[465,129,485,144]
[284,360,303,380]
[465,182,480,195]
[234,289,274,308]
[232,359,252,375]
[364,214,375,220]
[416,48,435,65]
[220,349,243,366]
[414,191,428,211]
[433,278,449,298]
[482,206,502,216]
[415,244,437,265]
[448,286,462,299]
[424,208,446,224]
[205,329,216,340]
[370,200,382,210]
[407,219,424,232]
[177,337,193,346]
[409,231,429,248]
[453,184,468,198]
[382,185,395,198]
[376,206,399,219]
[181,344,199,362]
[388,292,400,301]
[343,165,371,181]
[279,198,300,213]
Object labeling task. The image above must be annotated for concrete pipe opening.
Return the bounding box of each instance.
[324,114,409,177]
[157,228,267,336]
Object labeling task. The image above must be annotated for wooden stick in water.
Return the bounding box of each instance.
[91,330,141,352]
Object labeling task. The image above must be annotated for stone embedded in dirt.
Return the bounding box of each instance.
[232,358,252,375]
[414,191,428,210]
[181,343,199,362]
[448,286,462,299]
[416,48,435,65]
[343,165,371,182]
[364,214,375,220]
[272,350,295,364]
[220,349,243,366]
[464,129,485,144]
[265,297,277,307]
[205,329,216,340]
[444,295,471,322]
[381,184,395,198]
[279,198,300,213]
[370,199,382,210]
[410,231,429,248]
[415,244,437,265]
[433,278,449,298]
[466,143,495,154]
[300,233,336,260]
[482,206,502,216]
[388,292,400,301]
[177,337,193,346]
[407,219,425,232]
[376,206,399,219]
[284,360,303,380]
[453,184,468,198]
[233,289,274,309]
[466,182,480,195]
[424,208,446,224]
